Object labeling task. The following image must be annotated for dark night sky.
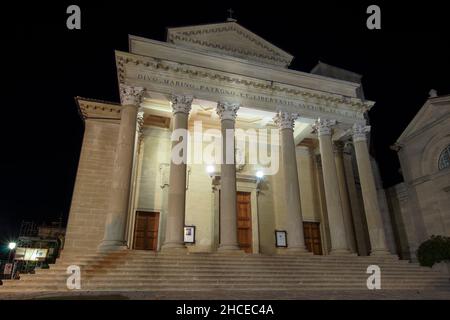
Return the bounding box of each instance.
[1,1,449,246]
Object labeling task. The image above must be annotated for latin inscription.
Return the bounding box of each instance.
[135,72,362,121]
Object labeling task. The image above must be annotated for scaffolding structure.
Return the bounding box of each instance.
[18,221,39,238]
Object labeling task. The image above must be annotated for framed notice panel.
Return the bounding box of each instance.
[275,230,287,247]
[14,248,48,261]
[3,263,13,275]
[184,226,196,244]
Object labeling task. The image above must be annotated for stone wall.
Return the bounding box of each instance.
[64,120,119,253]
[385,183,416,260]
[134,126,171,250]
[185,163,215,252]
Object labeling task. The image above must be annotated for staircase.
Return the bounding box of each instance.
[1,250,449,295]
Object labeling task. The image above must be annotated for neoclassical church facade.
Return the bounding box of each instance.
[65,22,404,258]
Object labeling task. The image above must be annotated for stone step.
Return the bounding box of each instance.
[34,270,441,279]
[5,250,447,294]
[4,281,450,292]
[52,254,411,264]
[30,270,445,280]
[52,260,417,270]
[15,276,449,285]
[36,261,434,273]
[15,270,450,278]
[57,252,408,262]
[46,257,424,267]
[8,279,441,290]
[25,268,448,276]
[8,272,449,283]
[81,282,450,290]
[55,253,409,263]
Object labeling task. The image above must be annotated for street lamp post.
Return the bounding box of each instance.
[7,242,17,279]
[7,242,16,262]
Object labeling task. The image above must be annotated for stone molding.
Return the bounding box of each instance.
[76,98,121,121]
[137,111,145,130]
[115,53,374,117]
[216,102,240,121]
[273,111,299,130]
[119,84,145,106]
[313,119,337,136]
[171,94,193,115]
[137,110,145,147]
[167,23,291,67]
[352,122,371,142]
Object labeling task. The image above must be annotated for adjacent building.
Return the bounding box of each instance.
[389,93,450,260]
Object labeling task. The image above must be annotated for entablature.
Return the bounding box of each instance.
[116,51,374,125]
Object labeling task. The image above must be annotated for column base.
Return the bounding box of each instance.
[370,248,396,257]
[97,240,128,252]
[329,248,354,256]
[217,245,245,254]
[161,242,187,253]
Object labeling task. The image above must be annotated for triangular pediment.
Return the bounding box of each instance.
[167,22,294,67]
[397,95,450,143]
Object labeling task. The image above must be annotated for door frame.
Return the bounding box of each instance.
[212,175,260,254]
[303,219,323,255]
[236,191,253,253]
[131,209,162,250]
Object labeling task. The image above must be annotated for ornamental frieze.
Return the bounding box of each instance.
[77,99,122,121]
[168,24,290,66]
[116,53,372,123]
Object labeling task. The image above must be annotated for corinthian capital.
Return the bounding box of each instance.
[216,102,240,121]
[273,111,299,130]
[137,111,145,133]
[137,110,145,150]
[313,118,337,136]
[171,94,193,115]
[119,84,145,106]
[352,122,371,142]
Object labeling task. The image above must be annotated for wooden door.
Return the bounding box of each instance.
[303,222,323,255]
[133,211,159,250]
[236,192,252,253]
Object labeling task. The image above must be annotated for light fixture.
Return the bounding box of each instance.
[206,165,215,175]
[8,242,16,250]
[256,170,264,179]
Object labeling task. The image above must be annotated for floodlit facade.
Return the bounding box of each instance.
[64,22,399,257]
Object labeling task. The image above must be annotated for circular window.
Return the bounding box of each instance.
[438,144,450,170]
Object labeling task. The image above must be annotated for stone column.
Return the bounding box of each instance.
[342,144,371,256]
[217,102,241,252]
[352,123,390,255]
[99,84,145,251]
[274,111,308,253]
[162,95,193,251]
[334,141,357,253]
[126,110,145,246]
[314,119,350,254]
[296,146,317,224]
[314,154,332,254]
